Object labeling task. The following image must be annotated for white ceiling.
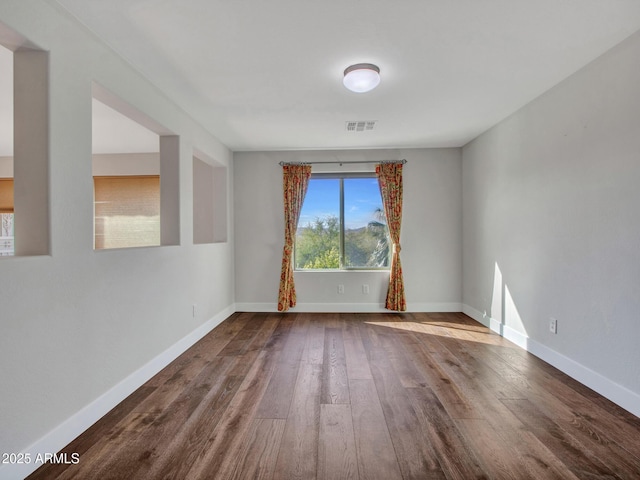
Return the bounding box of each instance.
[4,1,640,154]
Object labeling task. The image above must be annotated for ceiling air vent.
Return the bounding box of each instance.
[346,120,376,133]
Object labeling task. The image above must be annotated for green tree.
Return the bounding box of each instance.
[295,210,389,269]
[366,207,390,267]
[304,245,340,269]
[295,215,340,269]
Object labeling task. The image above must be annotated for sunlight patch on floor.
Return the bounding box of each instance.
[363,320,514,346]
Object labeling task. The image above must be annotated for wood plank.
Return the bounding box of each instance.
[27,385,156,480]
[184,348,281,480]
[130,358,214,415]
[279,313,310,363]
[488,341,640,475]
[408,386,487,480]
[255,359,300,418]
[274,362,322,480]
[119,356,236,479]
[143,312,249,387]
[380,332,429,388]
[218,312,269,356]
[434,334,527,400]
[403,313,457,349]
[319,311,342,329]
[240,313,283,354]
[262,312,295,351]
[358,319,386,350]
[500,398,620,480]
[453,418,527,480]
[349,379,402,480]
[302,315,325,365]
[511,371,640,477]
[226,313,282,377]
[321,327,350,404]
[229,418,286,480]
[318,404,359,480]
[129,315,255,416]
[256,315,310,418]
[549,368,640,431]
[367,345,446,480]
[433,350,581,479]
[397,336,483,420]
[342,315,372,380]
[462,339,533,394]
[55,412,158,480]
[139,374,244,480]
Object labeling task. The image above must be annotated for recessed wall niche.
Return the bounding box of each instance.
[0,22,49,257]
[92,83,180,249]
[0,43,13,256]
[193,150,227,244]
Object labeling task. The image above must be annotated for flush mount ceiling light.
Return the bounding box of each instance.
[343,63,380,93]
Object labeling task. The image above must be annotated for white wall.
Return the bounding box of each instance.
[462,30,640,415]
[0,156,11,176]
[234,148,462,312]
[0,2,234,476]
[92,153,159,176]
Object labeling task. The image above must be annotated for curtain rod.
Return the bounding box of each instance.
[278,159,407,166]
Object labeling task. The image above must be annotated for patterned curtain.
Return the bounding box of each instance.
[376,162,406,311]
[277,164,312,311]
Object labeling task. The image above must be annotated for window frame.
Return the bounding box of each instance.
[0,178,14,255]
[295,172,390,271]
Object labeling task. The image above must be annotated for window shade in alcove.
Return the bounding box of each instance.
[0,178,14,213]
[93,175,160,249]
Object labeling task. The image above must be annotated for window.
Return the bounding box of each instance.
[295,173,389,270]
[0,178,13,256]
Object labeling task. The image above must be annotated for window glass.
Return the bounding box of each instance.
[0,213,13,256]
[0,178,13,256]
[295,175,389,270]
[344,178,389,268]
[295,178,340,269]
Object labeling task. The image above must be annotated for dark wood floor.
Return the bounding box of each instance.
[28,312,640,479]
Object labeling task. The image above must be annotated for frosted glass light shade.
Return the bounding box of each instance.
[343,63,380,93]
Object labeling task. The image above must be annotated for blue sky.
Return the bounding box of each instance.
[298,178,385,229]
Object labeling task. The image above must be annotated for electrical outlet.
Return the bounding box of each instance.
[549,317,557,334]
[362,284,369,294]
[338,284,344,294]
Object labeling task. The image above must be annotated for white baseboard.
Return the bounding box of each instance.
[234,302,281,312]
[235,302,462,313]
[461,304,490,327]
[462,304,640,418]
[1,305,235,480]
